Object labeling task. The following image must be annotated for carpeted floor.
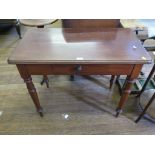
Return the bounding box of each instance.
[0,20,155,134]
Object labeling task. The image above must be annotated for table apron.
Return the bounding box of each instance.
[18,64,135,75]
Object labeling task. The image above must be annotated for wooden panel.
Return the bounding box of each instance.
[62,19,122,28]
[26,64,52,75]
[25,64,134,75]
[78,64,134,75]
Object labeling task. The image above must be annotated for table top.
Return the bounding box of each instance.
[19,19,58,27]
[8,28,152,64]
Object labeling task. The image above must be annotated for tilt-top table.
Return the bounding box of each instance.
[8,28,152,117]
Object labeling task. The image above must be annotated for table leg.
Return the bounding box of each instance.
[24,76,43,117]
[17,65,43,117]
[110,75,115,89]
[116,75,134,117]
[115,64,143,117]
[40,75,49,88]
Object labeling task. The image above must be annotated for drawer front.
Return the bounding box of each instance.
[25,64,134,75]
[52,64,134,75]
[25,64,52,75]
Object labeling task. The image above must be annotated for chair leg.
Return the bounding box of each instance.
[70,75,75,81]
[40,75,49,88]
[135,92,155,123]
[110,75,115,88]
[15,22,22,39]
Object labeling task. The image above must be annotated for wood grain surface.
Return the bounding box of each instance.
[8,28,152,64]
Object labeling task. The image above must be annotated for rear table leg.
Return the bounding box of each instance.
[110,75,115,88]
[40,75,49,88]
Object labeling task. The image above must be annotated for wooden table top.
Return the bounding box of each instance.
[8,28,152,64]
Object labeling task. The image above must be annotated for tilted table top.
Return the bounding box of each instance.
[8,28,152,64]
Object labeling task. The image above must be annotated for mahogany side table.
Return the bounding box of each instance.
[8,28,152,117]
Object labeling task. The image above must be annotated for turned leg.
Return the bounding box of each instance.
[40,75,49,88]
[23,76,43,117]
[110,75,115,89]
[116,76,134,117]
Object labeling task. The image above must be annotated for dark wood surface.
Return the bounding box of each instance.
[62,19,122,28]
[19,64,134,75]
[8,28,151,64]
